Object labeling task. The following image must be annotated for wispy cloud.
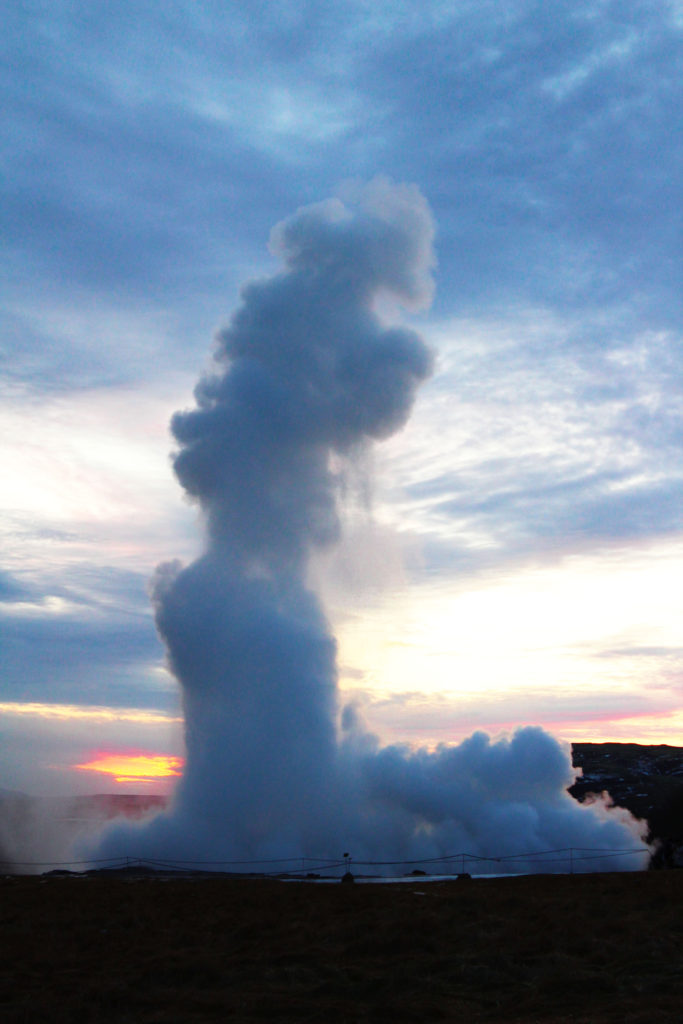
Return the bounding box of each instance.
[0,702,182,724]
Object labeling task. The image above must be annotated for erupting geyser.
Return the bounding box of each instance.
[94,179,649,871]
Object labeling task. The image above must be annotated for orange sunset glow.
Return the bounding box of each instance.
[75,753,185,785]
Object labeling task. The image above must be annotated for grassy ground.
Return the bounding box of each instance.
[1,870,681,1022]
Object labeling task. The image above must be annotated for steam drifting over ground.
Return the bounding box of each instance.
[94,180,649,872]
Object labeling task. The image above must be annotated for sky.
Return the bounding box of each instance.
[2,0,683,797]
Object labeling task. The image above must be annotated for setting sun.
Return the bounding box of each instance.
[74,752,185,785]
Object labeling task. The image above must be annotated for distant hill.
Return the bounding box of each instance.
[57,793,168,822]
[0,792,169,871]
[571,742,683,865]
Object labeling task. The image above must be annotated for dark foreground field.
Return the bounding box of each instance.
[1,871,681,1023]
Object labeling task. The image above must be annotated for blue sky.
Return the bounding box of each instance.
[2,0,683,794]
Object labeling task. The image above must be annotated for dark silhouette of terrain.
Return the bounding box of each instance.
[571,743,683,865]
[1,871,681,1022]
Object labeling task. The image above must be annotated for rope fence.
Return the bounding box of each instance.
[0,845,649,876]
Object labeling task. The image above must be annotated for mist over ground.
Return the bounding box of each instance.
[92,181,649,873]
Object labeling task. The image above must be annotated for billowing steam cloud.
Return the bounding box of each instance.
[95,179,648,872]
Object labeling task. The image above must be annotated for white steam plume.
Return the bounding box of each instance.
[94,179,648,872]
